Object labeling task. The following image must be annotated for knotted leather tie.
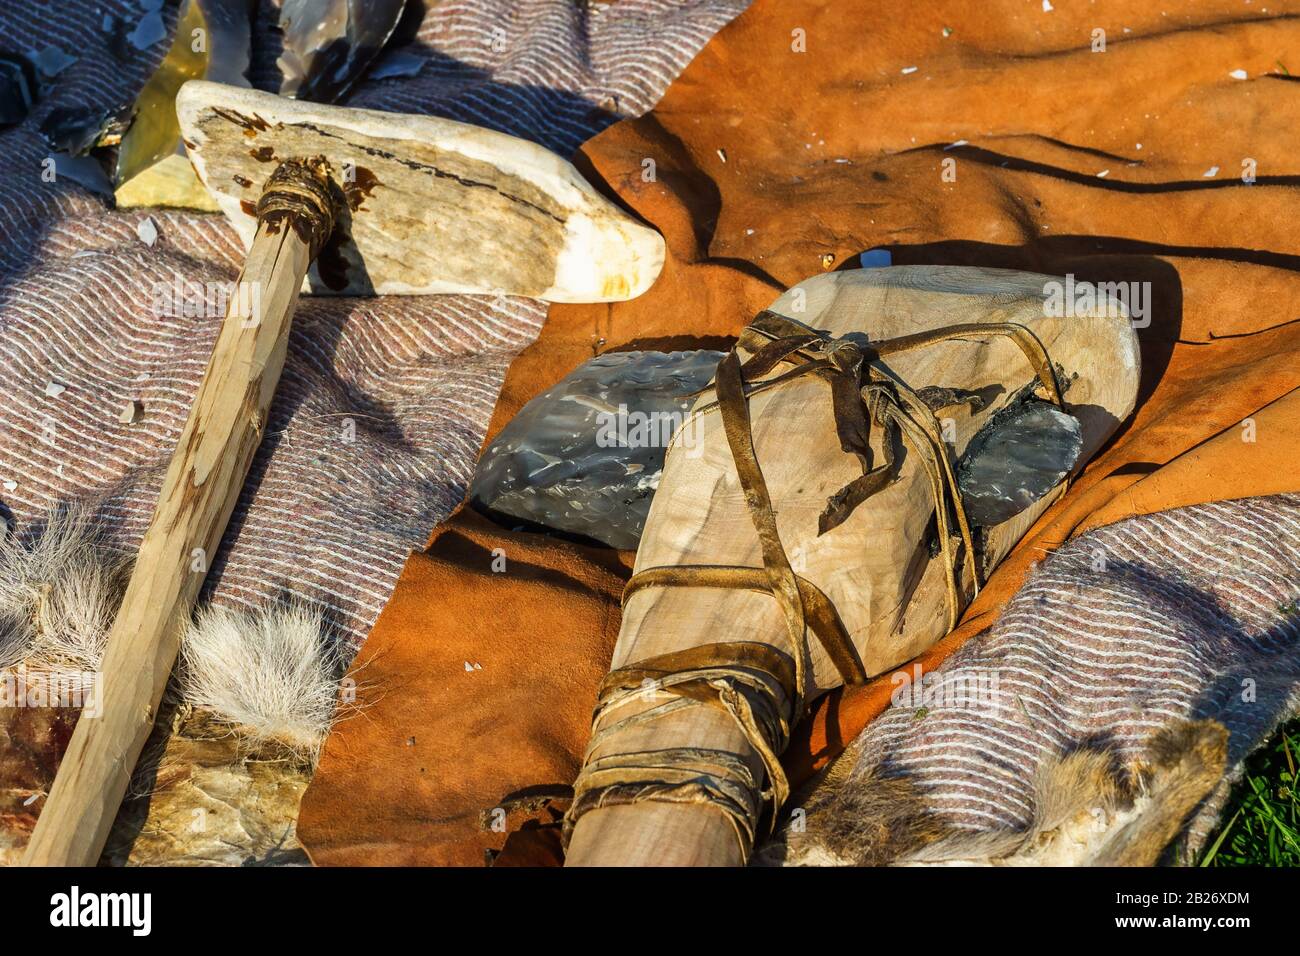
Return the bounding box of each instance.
[564,311,1064,860]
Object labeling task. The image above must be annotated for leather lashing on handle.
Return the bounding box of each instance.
[564,311,1064,862]
[256,156,338,259]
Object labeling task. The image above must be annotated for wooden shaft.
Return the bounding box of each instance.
[567,807,745,867]
[22,160,335,866]
[566,714,751,867]
[564,606,765,866]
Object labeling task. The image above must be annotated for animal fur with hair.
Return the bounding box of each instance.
[0,508,128,674]
[179,604,347,757]
[0,509,348,755]
[764,719,1228,866]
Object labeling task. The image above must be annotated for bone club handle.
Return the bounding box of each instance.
[22,159,337,867]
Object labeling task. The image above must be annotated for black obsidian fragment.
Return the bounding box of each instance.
[956,399,1083,528]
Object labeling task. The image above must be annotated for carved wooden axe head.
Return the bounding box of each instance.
[176,80,664,302]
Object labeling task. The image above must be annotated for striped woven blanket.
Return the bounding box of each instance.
[769,495,1300,865]
[0,0,747,651]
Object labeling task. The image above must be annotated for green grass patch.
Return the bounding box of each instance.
[1201,717,1300,866]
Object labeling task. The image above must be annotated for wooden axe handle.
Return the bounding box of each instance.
[22,160,336,866]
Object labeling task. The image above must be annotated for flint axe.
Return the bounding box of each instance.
[22,80,663,866]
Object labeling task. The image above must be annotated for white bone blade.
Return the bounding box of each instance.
[175,80,664,302]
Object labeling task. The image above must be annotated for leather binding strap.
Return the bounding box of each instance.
[564,310,1063,861]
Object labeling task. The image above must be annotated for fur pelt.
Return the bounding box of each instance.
[0,510,349,755]
[0,510,357,865]
[763,719,1228,866]
[179,604,348,758]
[0,508,129,675]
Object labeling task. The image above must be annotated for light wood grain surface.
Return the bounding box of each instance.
[566,266,1141,866]
[22,218,313,866]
